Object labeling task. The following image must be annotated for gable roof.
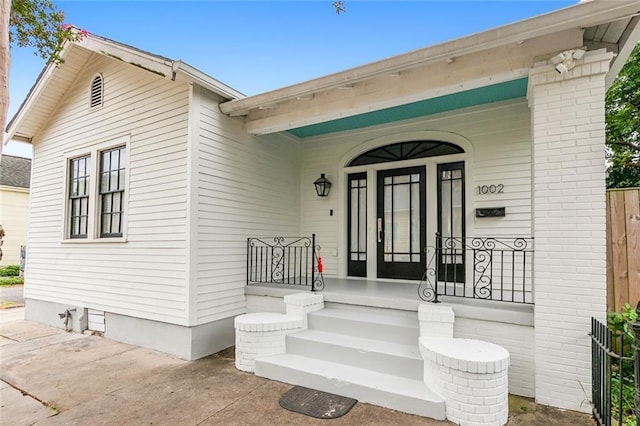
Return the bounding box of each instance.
[0,155,32,188]
[5,32,245,144]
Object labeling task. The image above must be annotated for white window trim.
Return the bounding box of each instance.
[342,153,469,279]
[336,132,477,279]
[61,134,131,243]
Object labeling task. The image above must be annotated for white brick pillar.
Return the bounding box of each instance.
[528,49,613,412]
[284,293,324,329]
[418,304,455,338]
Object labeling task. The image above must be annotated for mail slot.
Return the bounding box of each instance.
[475,207,506,218]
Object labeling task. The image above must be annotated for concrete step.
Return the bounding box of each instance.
[286,329,423,380]
[307,307,419,345]
[254,353,445,420]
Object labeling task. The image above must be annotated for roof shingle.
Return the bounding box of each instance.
[0,155,32,188]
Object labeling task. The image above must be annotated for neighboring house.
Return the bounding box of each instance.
[0,155,31,266]
[4,0,640,418]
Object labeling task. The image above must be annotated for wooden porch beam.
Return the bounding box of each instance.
[606,15,640,89]
[242,29,583,135]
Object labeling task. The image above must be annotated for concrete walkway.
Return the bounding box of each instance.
[0,284,24,306]
[0,308,592,425]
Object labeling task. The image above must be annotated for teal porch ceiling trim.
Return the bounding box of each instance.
[287,78,528,138]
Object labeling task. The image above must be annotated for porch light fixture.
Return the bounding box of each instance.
[314,173,332,197]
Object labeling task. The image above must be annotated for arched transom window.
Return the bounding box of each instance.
[348,140,464,167]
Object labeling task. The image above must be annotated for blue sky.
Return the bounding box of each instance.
[5,0,577,156]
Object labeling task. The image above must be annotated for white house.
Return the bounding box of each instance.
[5,0,640,420]
[0,154,31,266]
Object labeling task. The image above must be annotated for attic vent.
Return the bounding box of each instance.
[90,74,104,108]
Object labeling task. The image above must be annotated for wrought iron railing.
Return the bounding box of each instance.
[246,234,324,291]
[590,316,637,426]
[418,235,534,304]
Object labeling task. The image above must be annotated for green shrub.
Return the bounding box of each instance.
[611,368,637,426]
[0,276,23,285]
[0,265,20,277]
[608,303,638,426]
[607,303,638,357]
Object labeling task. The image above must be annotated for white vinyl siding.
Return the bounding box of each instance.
[299,99,532,278]
[26,55,191,325]
[193,86,300,324]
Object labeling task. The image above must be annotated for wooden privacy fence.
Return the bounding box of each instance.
[607,188,640,313]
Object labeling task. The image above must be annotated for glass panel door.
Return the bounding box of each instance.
[376,166,426,280]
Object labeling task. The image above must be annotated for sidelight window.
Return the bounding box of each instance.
[437,162,465,282]
[348,173,367,277]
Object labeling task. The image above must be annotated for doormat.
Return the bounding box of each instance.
[279,386,358,419]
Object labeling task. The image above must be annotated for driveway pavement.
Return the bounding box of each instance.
[0,284,24,305]
[0,308,592,425]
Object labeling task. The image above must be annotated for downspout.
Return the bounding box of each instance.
[58,308,76,332]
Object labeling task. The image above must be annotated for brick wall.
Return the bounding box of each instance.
[455,318,534,398]
[529,49,613,411]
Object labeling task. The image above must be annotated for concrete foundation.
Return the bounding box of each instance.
[24,298,235,360]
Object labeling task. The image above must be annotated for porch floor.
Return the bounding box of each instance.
[247,278,421,311]
[245,278,533,323]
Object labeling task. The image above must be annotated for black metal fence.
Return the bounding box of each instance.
[246,234,324,291]
[418,236,534,304]
[590,317,637,426]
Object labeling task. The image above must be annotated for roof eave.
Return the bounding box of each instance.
[220,0,640,116]
[172,61,245,100]
[4,39,74,145]
[5,33,245,144]
[605,15,640,88]
[4,34,177,144]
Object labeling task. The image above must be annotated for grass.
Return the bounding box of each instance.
[0,300,20,309]
[509,395,535,415]
[611,367,637,426]
[0,276,24,286]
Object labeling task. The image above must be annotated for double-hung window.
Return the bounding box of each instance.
[69,156,91,238]
[99,147,126,237]
[65,138,128,241]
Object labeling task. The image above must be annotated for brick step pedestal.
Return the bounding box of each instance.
[420,337,509,426]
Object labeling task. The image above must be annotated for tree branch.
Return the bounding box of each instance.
[608,140,640,151]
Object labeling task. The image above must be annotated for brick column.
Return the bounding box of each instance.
[529,49,613,412]
[284,293,324,329]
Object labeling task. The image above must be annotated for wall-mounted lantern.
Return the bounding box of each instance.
[314,173,332,197]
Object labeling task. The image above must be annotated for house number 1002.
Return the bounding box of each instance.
[477,184,504,195]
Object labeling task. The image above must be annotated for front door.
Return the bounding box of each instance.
[376,166,426,279]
